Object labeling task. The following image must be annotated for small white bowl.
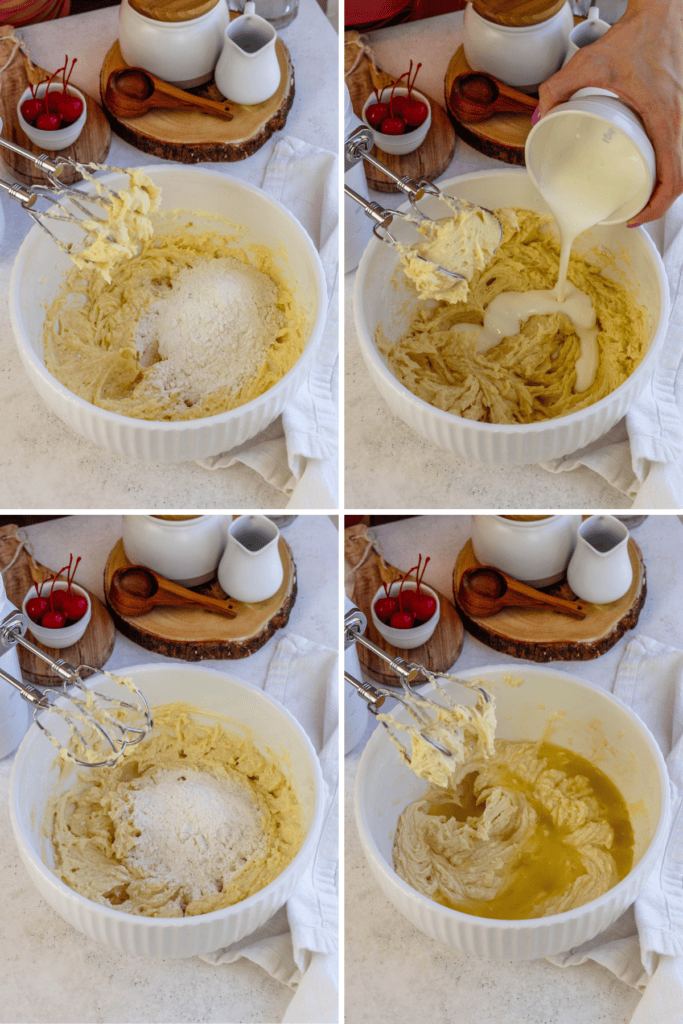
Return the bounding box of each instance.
[355,664,670,960]
[22,580,91,649]
[9,663,324,958]
[362,87,432,156]
[17,83,87,151]
[370,580,440,649]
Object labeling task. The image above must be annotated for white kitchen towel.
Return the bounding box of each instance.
[548,634,683,1021]
[541,201,683,508]
[199,634,339,1024]
[197,137,339,509]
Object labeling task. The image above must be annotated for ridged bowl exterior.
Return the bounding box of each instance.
[10,664,324,958]
[354,169,670,466]
[355,665,670,961]
[10,167,326,463]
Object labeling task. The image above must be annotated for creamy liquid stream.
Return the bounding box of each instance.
[474,114,648,392]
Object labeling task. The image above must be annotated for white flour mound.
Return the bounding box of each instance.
[124,767,267,900]
[136,257,285,405]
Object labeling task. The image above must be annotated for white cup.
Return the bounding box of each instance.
[562,7,612,66]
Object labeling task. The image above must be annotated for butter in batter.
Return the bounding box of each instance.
[396,198,501,304]
[45,704,304,917]
[393,736,634,920]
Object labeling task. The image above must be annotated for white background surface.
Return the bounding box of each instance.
[344,11,664,510]
[0,2,338,509]
[0,512,338,1024]
[344,513,680,1024]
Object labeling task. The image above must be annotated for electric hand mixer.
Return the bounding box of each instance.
[0,611,153,768]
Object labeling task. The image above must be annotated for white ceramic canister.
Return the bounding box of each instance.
[345,85,374,274]
[118,0,230,89]
[471,514,582,587]
[0,574,30,759]
[122,515,228,586]
[463,0,573,93]
[344,596,369,754]
[526,89,656,225]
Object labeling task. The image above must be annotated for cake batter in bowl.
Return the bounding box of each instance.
[9,166,327,463]
[354,168,669,465]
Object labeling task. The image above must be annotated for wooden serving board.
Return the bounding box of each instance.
[0,524,115,685]
[345,524,464,686]
[99,35,294,163]
[345,30,456,193]
[0,25,111,185]
[452,539,646,662]
[104,538,296,660]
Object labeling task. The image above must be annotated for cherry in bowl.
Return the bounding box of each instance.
[22,581,92,650]
[370,580,440,650]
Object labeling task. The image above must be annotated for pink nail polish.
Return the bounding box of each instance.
[531,106,541,126]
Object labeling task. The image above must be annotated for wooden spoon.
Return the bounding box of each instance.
[110,565,238,618]
[457,566,587,619]
[449,72,538,123]
[105,67,235,121]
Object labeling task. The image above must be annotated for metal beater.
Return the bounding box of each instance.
[344,605,491,768]
[344,125,502,279]
[0,611,153,768]
[0,137,128,260]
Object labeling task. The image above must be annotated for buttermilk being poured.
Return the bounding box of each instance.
[476,95,653,393]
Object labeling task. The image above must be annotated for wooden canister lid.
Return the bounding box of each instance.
[472,0,567,26]
[129,0,220,22]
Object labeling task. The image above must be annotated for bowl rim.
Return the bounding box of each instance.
[9,662,326,929]
[353,167,670,437]
[8,164,327,435]
[354,663,671,930]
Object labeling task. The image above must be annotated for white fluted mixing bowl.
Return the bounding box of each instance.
[354,168,669,465]
[10,663,324,958]
[355,665,669,960]
[9,166,326,463]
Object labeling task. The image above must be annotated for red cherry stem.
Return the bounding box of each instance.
[50,565,70,610]
[67,554,81,597]
[43,62,66,115]
[62,55,77,96]
[417,555,430,596]
[389,71,409,119]
[409,61,422,101]
[399,561,421,611]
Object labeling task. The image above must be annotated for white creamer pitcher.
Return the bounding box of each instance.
[214,2,281,105]
[566,515,633,604]
[217,515,283,603]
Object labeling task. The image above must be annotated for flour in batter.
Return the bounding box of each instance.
[46,703,304,917]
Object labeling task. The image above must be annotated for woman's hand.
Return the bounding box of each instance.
[537,0,683,224]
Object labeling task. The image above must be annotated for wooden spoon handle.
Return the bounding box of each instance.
[492,79,538,110]
[500,573,587,618]
[151,572,238,617]
[147,75,235,120]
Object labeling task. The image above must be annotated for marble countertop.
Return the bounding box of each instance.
[345,513,681,1024]
[344,12,661,510]
[0,2,337,509]
[0,513,338,1024]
